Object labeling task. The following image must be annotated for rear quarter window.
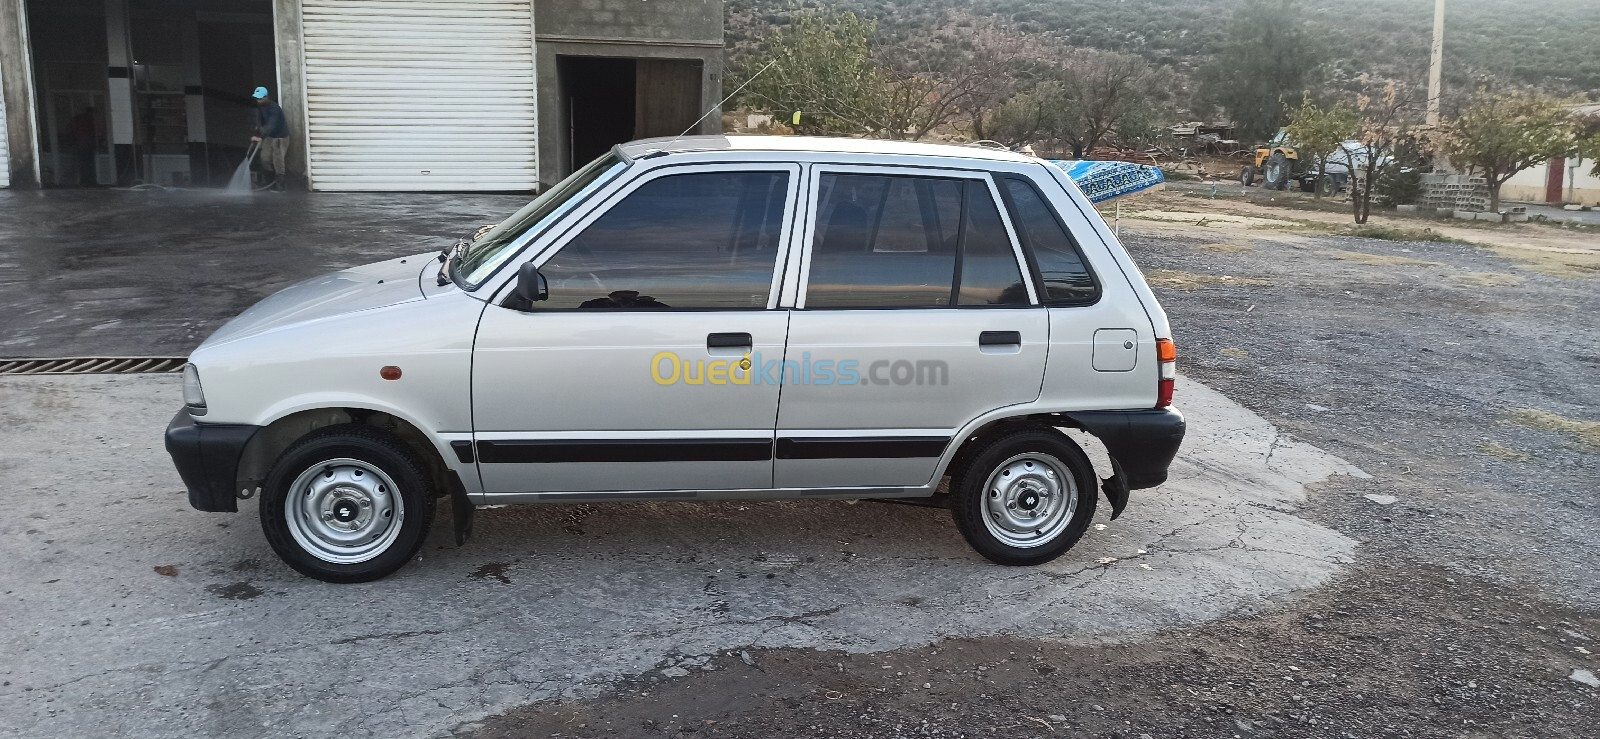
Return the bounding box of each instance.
[997,176,1100,305]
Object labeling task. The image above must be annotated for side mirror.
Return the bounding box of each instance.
[515,262,548,303]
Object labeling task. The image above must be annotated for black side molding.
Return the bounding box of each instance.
[476,438,772,464]
[164,410,260,513]
[777,436,950,460]
[471,436,955,463]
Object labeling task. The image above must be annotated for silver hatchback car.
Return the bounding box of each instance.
[165,136,1185,582]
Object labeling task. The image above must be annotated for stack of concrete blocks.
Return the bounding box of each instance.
[1421,174,1492,218]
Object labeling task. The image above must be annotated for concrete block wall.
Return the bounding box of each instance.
[1421,173,1490,213]
[534,0,721,44]
[533,0,724,188]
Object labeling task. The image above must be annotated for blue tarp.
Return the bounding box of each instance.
[1050,160,1165,203]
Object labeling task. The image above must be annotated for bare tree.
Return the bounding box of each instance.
[1059,50,1169,157]
[874,44,1006,141]
[946,20,1053,142]
[1344,81,1417,224]
[987,50,1172,158]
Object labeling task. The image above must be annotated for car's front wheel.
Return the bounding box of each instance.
[260,426,434,582]
[949,426,1098,566]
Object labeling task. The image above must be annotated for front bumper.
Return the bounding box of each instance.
[164,409,261,512]
[1064,407,1186,490]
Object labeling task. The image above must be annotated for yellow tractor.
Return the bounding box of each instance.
[1238,130,1304,191]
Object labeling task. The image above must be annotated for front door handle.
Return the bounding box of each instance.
[707,332,753,349]
[979,331,1021,346]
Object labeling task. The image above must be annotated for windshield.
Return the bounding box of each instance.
[455,152,628,288]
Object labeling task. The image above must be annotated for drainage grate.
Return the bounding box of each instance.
[0,357,188,375]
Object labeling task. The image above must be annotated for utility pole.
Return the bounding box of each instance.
[1427,0,1446,127]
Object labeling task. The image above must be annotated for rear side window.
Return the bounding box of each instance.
[998,177,1099,304]
[805,173,1030,309]
[536,171,789,310]
[956,180,1029,306]
[807,175,960,308]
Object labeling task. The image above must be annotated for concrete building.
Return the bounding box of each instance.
[1500,104,1600,207]
[0,0,723,191]
[1502,156,1600,207]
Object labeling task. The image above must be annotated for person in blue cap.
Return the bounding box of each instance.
[251,86,290,191]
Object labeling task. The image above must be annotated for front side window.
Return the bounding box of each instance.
[805,173,1030,309]
[999,177,1099,304]
[535,170,790,310]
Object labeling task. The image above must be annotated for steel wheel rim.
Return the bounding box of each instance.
[284,458,405,564]
[980,453,1076,548]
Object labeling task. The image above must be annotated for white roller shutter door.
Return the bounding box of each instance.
[301,0,538,191]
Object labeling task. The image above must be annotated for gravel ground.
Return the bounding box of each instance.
[1119,217,1599,607]
[465,557,1599,739]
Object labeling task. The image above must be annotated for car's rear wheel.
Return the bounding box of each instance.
[949,426,1098,566]
[260,426,433,582]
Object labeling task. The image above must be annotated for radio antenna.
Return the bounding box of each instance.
[671,60,779,141]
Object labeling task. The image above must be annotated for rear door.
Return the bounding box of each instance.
[471,163,800,494]
[773,166,1048,489]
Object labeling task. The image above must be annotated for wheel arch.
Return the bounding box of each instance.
[937,410,1093,467]
[236,406,462,502]
[934,407,1182,520]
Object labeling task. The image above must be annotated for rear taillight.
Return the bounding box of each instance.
[1156,338,1176,408]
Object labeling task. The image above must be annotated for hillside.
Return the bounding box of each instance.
[727,0,1600,97]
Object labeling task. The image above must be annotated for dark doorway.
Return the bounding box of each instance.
[557,55,704,175]
[25,0,275,187]
[561,57,635,172]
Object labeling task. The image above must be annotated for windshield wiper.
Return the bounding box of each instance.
[436,238,468,287]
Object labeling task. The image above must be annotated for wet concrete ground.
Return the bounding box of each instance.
[0,189,525,357]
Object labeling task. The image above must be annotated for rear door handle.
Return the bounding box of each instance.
[707,332,753,349]
[979,331,1021,346]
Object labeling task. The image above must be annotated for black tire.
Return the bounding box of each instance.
[1263,151,1291,191]
[1298,176,1317,193]
[1239,166,1257,187]
[1319,174,1339,196]
[260,425,434,582]
[949,426,1098,566]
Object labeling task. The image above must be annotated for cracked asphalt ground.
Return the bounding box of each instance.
[1,190,1597,737]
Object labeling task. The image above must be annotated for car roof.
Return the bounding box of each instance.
[617,135,1039,166]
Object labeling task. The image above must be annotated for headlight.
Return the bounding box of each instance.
[182,363,207,414]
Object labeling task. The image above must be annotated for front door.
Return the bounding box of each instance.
[775,167,1049,489]
[472,164,801,494]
